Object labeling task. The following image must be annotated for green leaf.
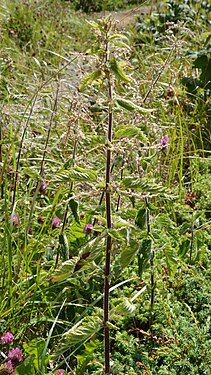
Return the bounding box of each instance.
[49,257,79,282]
[109,59,132,83]
[15,356,35,375]
[112,298,136,317]
[120,240,139,268]
[53,167,97,183]
[116,97,155,113]
[107,228,125,241]
[69,198,80,223]
[52,315,102,359]
[59,233,69,260]
[23,339,46,372]
[115,125,148,142]
[79,69,102,92]
[122,177,166,194]
[135,207,146,229]
[164,245,178,277]
[138,238,151,277]
[108,33,129,41]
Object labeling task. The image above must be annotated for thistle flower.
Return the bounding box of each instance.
[51,217,61,229]
[1,332,14,345]
[83,223,94,234]
[8,347,23,364]
[160,136,169,151]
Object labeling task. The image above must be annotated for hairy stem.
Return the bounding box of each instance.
[104,25,113,374]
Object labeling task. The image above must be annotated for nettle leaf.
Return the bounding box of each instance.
[115,125,148,142]
[109,58,132,83]
[112,298,136,317]
[49,257,79,282]
[79,69,102,92]
[108,33,129,42]
[120,239,139,268]
[74,237,105,272]
[53,167,97,183]
[107,228,125,241]
[59,233,69,260]
[122,177,166,194]
[164,245,178,277]
[135,207,146,229]
[69,198,80,223]
[138,238,152,277]
[52,315,102,359]
[116,97,155,113]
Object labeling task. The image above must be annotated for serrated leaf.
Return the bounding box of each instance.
[138,238,152,277]
[122,177,166,194]
[107,228,125,241]
[53,167,97,183]
[116,97,155,113]
[79,69,101,92]
[109,59,132,83]
[115,125,148,142]
[59,233,69,260]
[49,257,79,282]
[108,33,129,41]
[135,207,146,229]
[164,246,178,277]
[113,298,136,316]
[120,239,139,268]
[69,198,80,223]
[52,315,102,359]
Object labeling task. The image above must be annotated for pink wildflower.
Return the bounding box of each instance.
[51,217,61,229]
[83,223,94,234]
[0,360,14,374]
[160,136,169,151]
[8,347,23,364]
[55,370,65,375]
[11,214,20,226]
[1,332,14,345]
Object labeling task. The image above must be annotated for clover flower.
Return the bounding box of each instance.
[1,332,14,345]
[8,347,23,364]
[51,217,61,229]
[0,360,14,375]
[83,223,94,234]
[11,214,20,227]
[55,370,65,375]
[160,136,169,151]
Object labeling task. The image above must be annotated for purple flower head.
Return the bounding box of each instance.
[55,370,65,375]
[0,360,14,375]
[39,179,48,195]
[11,214,20,227]
[1,332,14,345]
[83,223,94,235]
[51,217,61,229]
[8,347,23,364]
[160,136,169,151]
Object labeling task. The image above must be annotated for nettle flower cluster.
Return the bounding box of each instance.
[0,332,23,375]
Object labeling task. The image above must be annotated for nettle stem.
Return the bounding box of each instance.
[104,28,113,375]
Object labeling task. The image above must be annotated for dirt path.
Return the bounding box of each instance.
[94,5,154,27]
